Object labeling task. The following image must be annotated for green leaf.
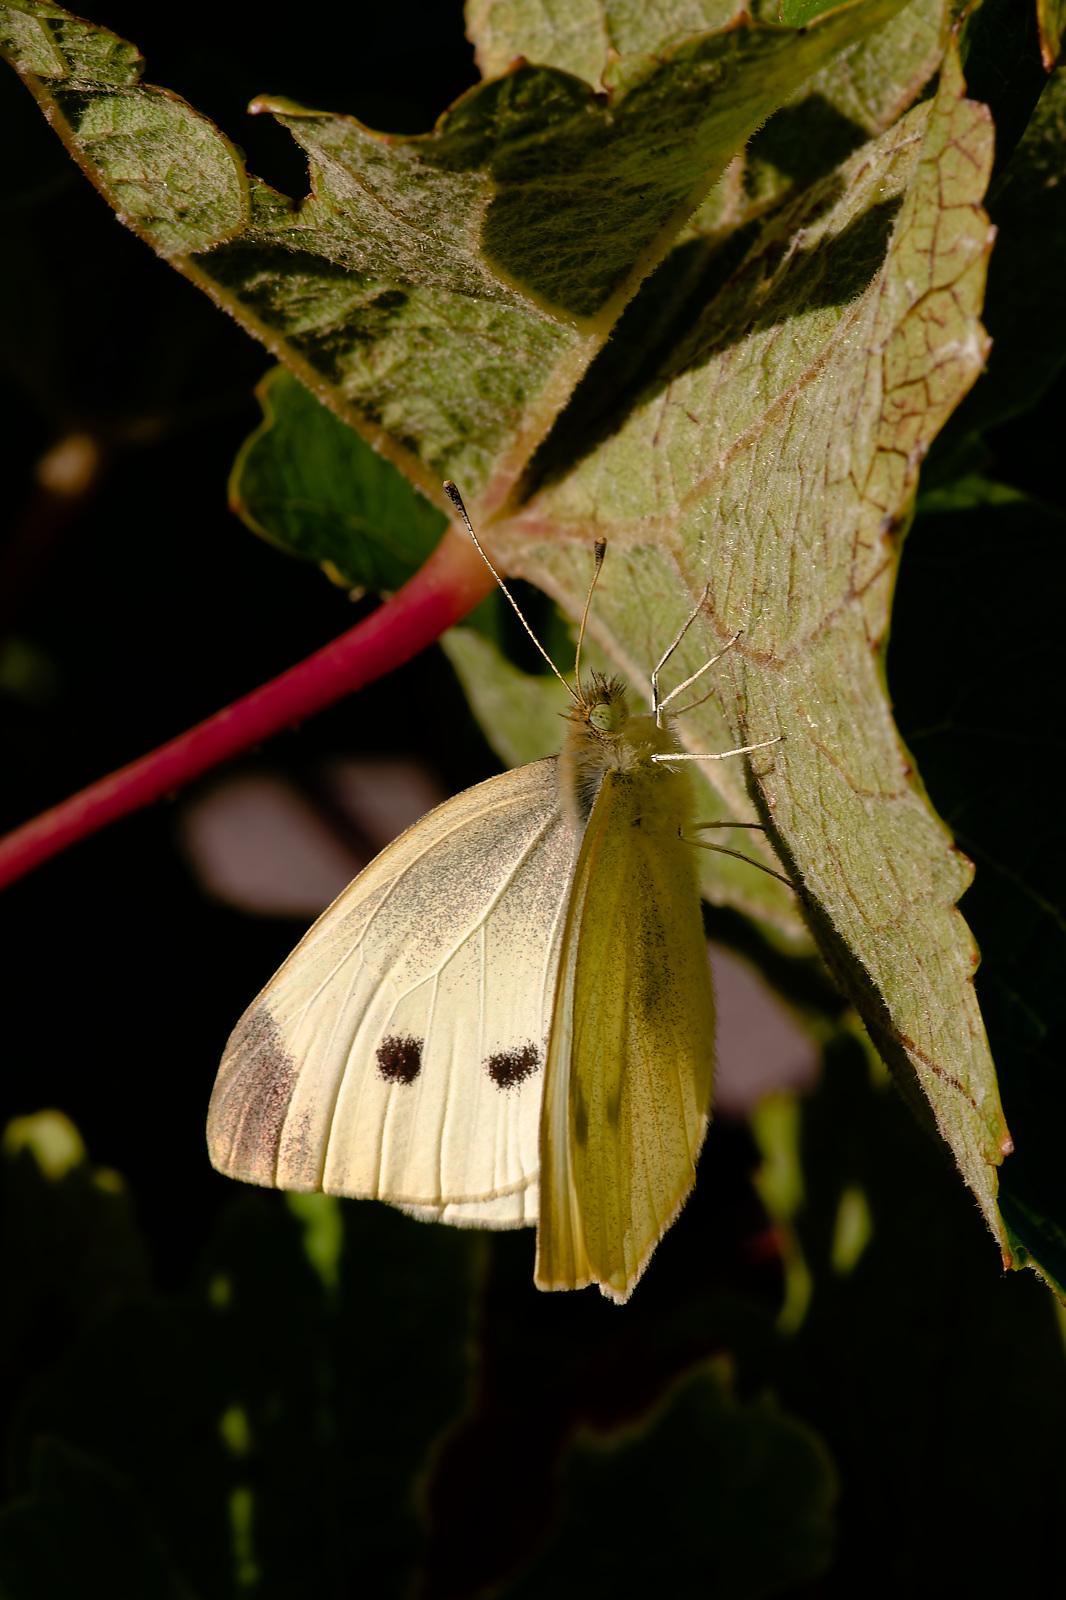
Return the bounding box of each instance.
[783,0,843,18]
[0,2,246,257]
[494,1362,836,1599]
[466,0,740,82]
[0,0,140,82]
[682,0,953,261]
[468,0,954,221]
[467,0,613,83]
[468,0,948,133]
[0,1098,477,1600]
[1,0,912,513]
[507,48,1012,1244]
[802,0,954,134]
[230,365,448,592]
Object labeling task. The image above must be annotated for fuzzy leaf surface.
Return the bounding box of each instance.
[499,48,1011,1243]
[469,0,952,134]
[2,0,910,516]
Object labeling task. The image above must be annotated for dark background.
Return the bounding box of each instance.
[2,4,1066,1597]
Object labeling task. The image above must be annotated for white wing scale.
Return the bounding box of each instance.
[208,759,577,1227]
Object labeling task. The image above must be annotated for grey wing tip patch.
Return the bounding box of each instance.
[376,1034,423,1085]
[485,1043,540,1091]
[208,1006,298,1186]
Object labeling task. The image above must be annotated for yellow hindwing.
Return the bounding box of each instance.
[536,762,716,1302]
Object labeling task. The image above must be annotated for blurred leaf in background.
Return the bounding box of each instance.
[2,1121,480,1599]
[752,1030,1066,1591]
[0,1439,190,1600]
[495,1362,837,1600]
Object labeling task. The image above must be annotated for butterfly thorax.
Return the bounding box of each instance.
[560,672,689,824]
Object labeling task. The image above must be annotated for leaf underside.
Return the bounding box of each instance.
[502,50,1011,1244]
[0,0,1019,1257]
[1,0,914,514]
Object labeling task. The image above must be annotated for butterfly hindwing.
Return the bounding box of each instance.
[536,761,716,1301]
[208,758,579,1225]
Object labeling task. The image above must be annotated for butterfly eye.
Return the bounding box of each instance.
[589,699,627,733]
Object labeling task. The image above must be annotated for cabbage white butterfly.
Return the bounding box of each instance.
[207,486,787,1302]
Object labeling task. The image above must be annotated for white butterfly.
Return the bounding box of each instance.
[207,486,787,1301]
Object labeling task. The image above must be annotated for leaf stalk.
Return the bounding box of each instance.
[0,530,495,892]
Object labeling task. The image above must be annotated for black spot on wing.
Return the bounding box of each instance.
[486,1043,540,1091]
[216,1007,297,1179]
[377,1034,423,1085]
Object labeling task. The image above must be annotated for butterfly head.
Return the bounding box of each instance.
[561,672,684,822]
[580,673,629,736]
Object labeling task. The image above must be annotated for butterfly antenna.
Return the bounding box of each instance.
[443,481,579,702]
[574,538,606,702]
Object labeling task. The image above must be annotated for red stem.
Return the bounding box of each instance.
[0,530,495,892]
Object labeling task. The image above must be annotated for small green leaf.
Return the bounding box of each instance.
[915,473,1030,514]
[230,365,447,592]
[441,625,573,765]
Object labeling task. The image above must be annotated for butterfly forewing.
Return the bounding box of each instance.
[536,763,716,1301]
[208,759,579,1222]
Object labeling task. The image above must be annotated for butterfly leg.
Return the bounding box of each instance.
[681,820,796,890]
[652,616,742,726]
[651,735,783,764]
[651,585,710,713]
